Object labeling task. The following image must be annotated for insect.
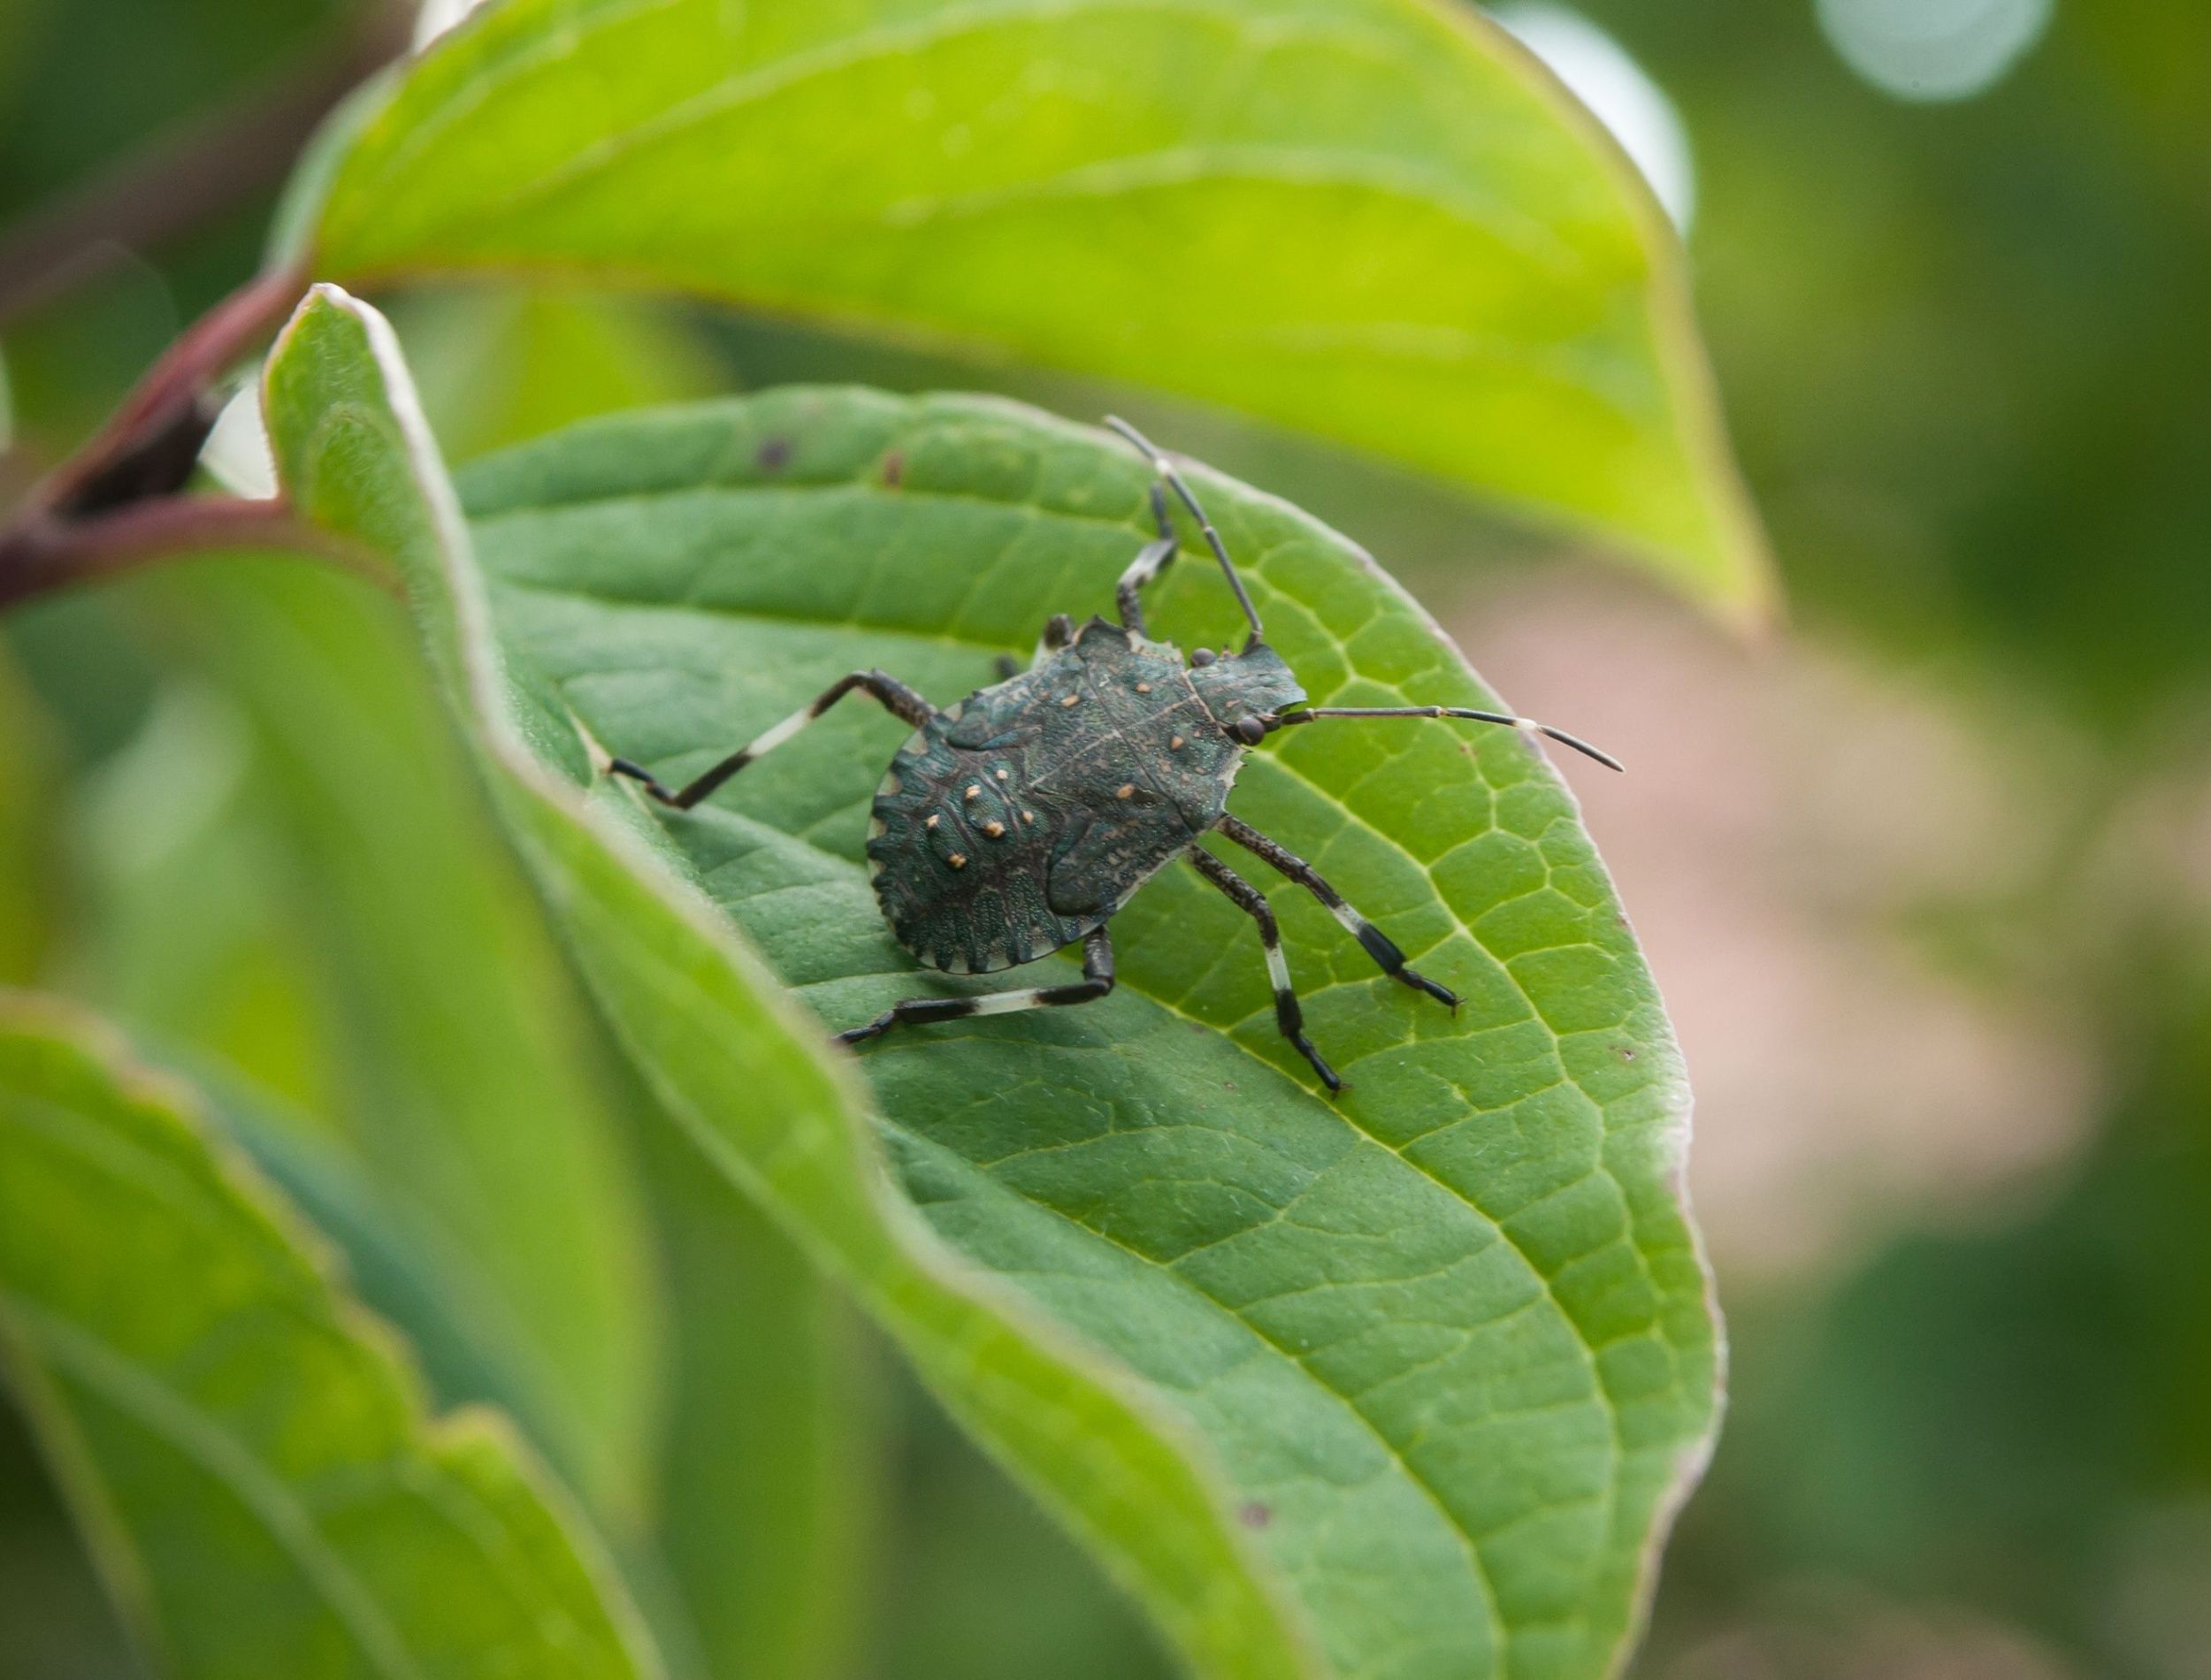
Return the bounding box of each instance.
[609,418,1618,1093]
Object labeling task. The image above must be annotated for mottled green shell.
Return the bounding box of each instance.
[866,618,1247,974]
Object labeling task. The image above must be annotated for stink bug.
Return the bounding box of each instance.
[609,418,1619,1093]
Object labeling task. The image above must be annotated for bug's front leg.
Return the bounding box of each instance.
[1217,814,1459,1011]
[1188,846,1341,1094]
[838,926,1115,1047]
[609,668,934,810]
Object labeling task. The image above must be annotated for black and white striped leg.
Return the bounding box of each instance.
[1189,847,1341,1094]
[1105,416,1266,645]
[1115,484,1179,635]
[1217,814,1459,1011]
[838,926,1116,1048]
[609,668,934,811]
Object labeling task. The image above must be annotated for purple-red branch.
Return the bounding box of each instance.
[0,494,389,612]
[0,263,365,611]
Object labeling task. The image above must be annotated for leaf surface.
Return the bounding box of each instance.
[262,286,1720,1680]
[294,0,1770,617]
[0,997,654,1680]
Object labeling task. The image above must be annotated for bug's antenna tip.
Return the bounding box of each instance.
[1528,720,1625,773]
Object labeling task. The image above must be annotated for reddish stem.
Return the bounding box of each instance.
[37,263,310,520]
[0,495,389,612]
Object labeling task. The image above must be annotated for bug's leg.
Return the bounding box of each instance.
[838,926,1116,1047]
[1217,814,1458,1010]
[609,668,934,811]
[1114,484,1179,635]
[1036,612,1076,660]
[1105,416,1265,645]
[1188,846,1341,1095]
[996,613,1075,680]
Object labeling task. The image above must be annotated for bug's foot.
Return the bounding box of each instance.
[836,1013,896,1047]
[1398,967,1459,1012]
[608,757,679,806]
[1290,1032,1342,1096]
[992,653,1020,681]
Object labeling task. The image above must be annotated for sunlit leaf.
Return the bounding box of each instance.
[0,997,656,1680]
[291,0,1771,619]
[263,284,1720,1680]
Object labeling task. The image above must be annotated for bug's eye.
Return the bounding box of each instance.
[1233,715,1267,745]
[1190,648,1216,667]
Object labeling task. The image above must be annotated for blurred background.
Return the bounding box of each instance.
[3,1,2208,1676]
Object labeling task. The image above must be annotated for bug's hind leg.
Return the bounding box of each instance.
[838,926,1116,1048]
[1217,814,1458,1011]
[1190,846,1341,1094]
[609,668,933,811]
[1115,483,1179,635]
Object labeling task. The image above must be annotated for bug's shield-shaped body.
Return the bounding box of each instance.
[867,617,1255,974]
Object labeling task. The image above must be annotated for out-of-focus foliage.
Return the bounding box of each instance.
[289,0,1772,616]
[0,1002,655,1680]
[1603,0,2211,722]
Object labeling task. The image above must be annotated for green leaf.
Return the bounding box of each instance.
[262,282,1315,1680]
[638,1111,886,1680]
[292,0,1771,620]
[263,285,1721,1680]
[62,564,664,1529]
[0,997,656,1680]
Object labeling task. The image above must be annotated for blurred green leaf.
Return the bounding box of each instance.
[57,563,665,1530]
[291,0,1771,620]
[0,996,656,1680]
[638,1113,886,1680]
[395,286,733,464]
[264,284,1719,1680]
[0,653,62,987]
[263,279,1316,1680]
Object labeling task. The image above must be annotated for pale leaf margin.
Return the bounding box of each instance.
[261,281,1321,1680]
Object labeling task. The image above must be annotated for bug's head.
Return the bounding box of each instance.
[1189,641,1305,745]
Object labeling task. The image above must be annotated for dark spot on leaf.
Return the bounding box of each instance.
[1616,1044,1638,1062]
[758,437,791,472]
[881,450,905,487]
[1238,1501,1273,1529]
